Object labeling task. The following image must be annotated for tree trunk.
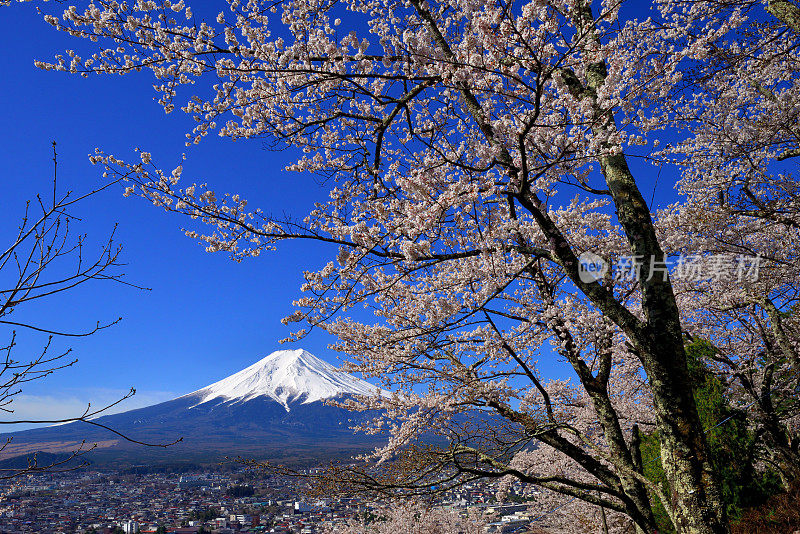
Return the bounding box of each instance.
[761,407,800,490]
[602,147,729,533]
[643,342,729,534]
[567,3,731,530]
[630,426,650,534]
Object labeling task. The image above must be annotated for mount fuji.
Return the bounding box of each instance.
[0,349,389,466]
[189,349,380,410]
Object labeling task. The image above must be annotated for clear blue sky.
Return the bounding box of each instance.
[0,1,669,429]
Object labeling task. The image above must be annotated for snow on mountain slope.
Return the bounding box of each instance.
[186,349,380,411]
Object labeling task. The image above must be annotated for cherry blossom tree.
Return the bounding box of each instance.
[14,0,800,532]
[321,501,486,534]
[662,209,800,490]
[651,0,800,490]
[657,0,800,230]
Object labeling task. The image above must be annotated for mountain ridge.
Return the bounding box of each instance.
[185,348,380,411]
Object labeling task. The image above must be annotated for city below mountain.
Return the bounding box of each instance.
[0,349,390,467]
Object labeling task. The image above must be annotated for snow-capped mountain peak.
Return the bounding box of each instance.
[187,349,379,411]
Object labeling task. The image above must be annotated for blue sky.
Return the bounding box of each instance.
[0,1,672,430]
